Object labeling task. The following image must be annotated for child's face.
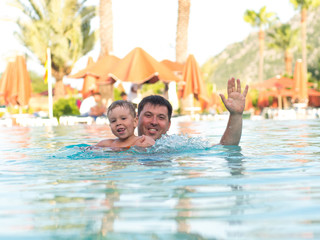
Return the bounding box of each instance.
[108,106,137,140]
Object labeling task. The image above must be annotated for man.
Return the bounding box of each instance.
[137,78,249,145]
[80,92,106,119]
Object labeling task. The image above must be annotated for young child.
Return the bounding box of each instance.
[94,100,155,149]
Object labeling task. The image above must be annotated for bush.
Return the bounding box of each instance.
[141,81,165,95]
[53,97,80,119]
[113,87,122,101]
[30,71,48,94]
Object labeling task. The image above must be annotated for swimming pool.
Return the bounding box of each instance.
[0,118,320,239]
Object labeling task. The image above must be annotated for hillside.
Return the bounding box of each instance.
[202,7,320,91]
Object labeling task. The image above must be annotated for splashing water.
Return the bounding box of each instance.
[142,134,212,153]
[50,134,212,160]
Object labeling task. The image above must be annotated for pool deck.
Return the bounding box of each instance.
[256,107,320,120]
[0,107,319,127]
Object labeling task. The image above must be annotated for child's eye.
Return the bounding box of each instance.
[121,117,126,120]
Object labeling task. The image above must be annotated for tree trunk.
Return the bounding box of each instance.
[301,8,307,79]
[284,49,292,76]
[99,0,113,58]
[258,28,264,82]
[175,0,190,64]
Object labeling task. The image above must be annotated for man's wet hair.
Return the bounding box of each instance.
[137,95,172,121]
[107,100,136,118]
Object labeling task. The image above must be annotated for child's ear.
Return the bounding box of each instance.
[133,117,138,127]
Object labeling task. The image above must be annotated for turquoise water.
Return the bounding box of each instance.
[0,119,320,240]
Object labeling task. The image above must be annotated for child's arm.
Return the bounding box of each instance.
[133,135,155,148]
[88,139,114,148]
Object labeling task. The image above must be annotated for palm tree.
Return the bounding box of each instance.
[13,0,97,98]
[98,0,114,103]
[175,0,191,64]
[290,0,320,78]
[244,6,276,82]
[99,0,113,58]
[267,23,299,75]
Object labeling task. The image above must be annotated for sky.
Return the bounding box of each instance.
[0,0,296,80]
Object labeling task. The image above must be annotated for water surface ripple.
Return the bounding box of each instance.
[0,119,320,239]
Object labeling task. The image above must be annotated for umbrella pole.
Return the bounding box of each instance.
[278,96,282,110]
[47,48,54,119]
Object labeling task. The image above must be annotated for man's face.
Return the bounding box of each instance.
[138,103,171,140]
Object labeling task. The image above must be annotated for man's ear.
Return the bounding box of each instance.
[167,121,171,131]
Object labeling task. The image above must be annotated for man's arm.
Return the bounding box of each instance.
[219,78,249,145]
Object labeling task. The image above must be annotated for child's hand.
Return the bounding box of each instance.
[134,135,155,148]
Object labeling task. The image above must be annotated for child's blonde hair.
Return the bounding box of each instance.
[107,100,136,118]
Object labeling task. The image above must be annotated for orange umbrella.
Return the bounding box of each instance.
[160,59,184,73]
[293,59,308,103]
[69,55,120,81]
[0,55,32,106]
[309,89,320,107]
[308,88,320,97]
[69,55,121,98]
[245,92,253,110]
[182,54,209,105]
[69,56,95,79]
[0,61,15,104]
[84,54,120,82]
[253,75,294,90]
[80,57,97,98]
[257,91,270,108]
[109,47,180,84]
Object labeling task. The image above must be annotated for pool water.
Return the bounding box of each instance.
[0,119,320,239]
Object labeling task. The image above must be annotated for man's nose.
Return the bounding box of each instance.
[150,116,158,124]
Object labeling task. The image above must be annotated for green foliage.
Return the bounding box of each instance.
[53,97,80,119]
[29,71,48,94]
[244,6,277,28]
[6,106,33,114]
[204,7,320,91]
[113,87,122,101]
[249,89,259,108]
[267,23,299,51]
[290,0,320,10]
[141,81,165,95]
[12,0,97,80]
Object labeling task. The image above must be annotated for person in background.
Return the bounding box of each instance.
[93,100,155,149]
[137,78,249,146]
[120,92,128,101]
[80,92,106,119]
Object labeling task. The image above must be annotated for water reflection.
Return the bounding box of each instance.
[223,146,247,227]
[167,146,248,238]
[100,181,120,236]
[1,121,320,239]
[0,127,31,162]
